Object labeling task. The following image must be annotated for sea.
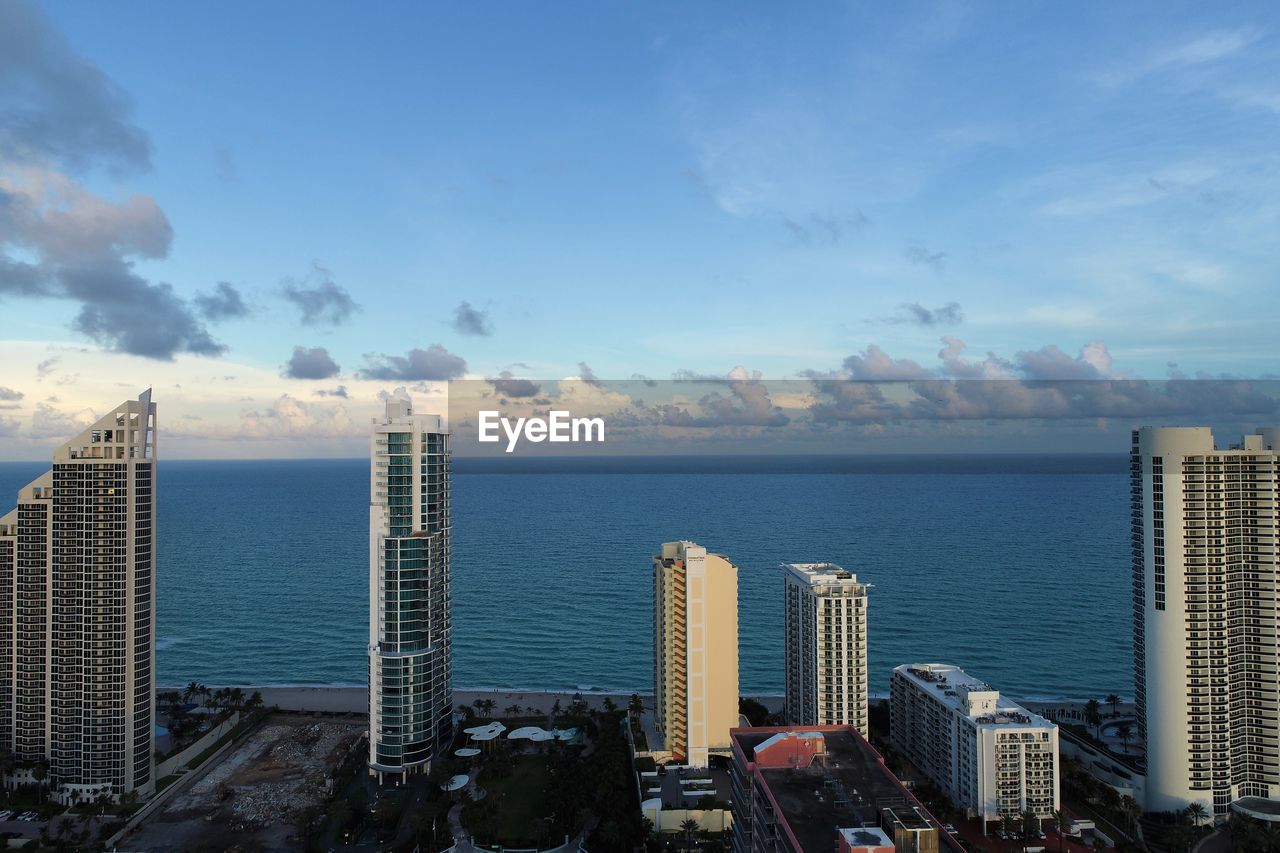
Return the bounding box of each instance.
[0,454,1132,702]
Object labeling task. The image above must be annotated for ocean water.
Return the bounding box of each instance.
[0,455,1132,701]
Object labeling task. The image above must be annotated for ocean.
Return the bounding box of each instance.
[0,454,1132,701]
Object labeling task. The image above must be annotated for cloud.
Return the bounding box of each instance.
[780,211,868,247]
[451,301,493,336]
[1097,28,1262,87]
[281,264,360,326]
[284,345,340,380]
[313,385,349,399]
[240,394,355,438]
[0,386,22,401]
[62,261,224,359]
[358,344,467,381]
[35,357,59,380]
[0,0,151,173]
[578,362,603,387]
[904,244,948,271]
[0,12,224,361]
[486,371,541,398]
[29,400,96,438]
[1015,341,1115,380]
[195,281,249,321]
[838,345,932,380]
[889,301,964,326]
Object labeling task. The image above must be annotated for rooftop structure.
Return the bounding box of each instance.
[730,725,958,853]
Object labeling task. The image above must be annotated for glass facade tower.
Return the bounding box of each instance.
[368,397,452,780]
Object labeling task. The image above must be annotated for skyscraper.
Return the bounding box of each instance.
[0,392,156,801]
[890,663,1059,825]
[368,397,452,781]
[1132,426,1280,815]
[653,540,739,767]
[782,563,869,733]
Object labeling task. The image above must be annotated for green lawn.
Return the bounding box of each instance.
[472,754,552,845]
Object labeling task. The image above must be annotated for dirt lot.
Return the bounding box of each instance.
[124,714,364,852]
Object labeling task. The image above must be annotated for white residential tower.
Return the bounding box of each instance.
[1131,427,1280,816]
[782,563,869,733]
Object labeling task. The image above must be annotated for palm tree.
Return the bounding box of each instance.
[505,704,522,716]
[1105,693,1121,718]
[1001,813,1019,843]
[1021,810,1039,851]
[680,817,699,852]
[629,693,645,716]
[472,698,487,718]
[1051,808,1069,853]
[1119,795,1142,832]
[183,681,202,704]
[1184,800,1208,827]
[1083,699,1102,736]
[1115,721,1133,752]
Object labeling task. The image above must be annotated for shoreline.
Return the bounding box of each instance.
[162,685,1120,717]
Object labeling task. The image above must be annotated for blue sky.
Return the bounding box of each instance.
[2,2,1279,457]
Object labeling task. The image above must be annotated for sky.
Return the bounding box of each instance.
[2,1,1279,459]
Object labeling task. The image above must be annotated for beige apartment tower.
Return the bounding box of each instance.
[653,541,739,767]
[1132,427,1280,817]
[783,563,869,733]
[0,392,157,801]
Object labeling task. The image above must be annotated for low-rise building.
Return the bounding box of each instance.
[890,664,1059,825]
[729,724,960,853]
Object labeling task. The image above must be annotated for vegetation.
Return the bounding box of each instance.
[737,696,770,727]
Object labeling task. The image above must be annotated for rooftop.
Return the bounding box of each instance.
[783,563,864,588]
[895,664,1054,729]
[733,726,960,853]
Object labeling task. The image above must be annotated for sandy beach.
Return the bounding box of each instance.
[228,686,785,716]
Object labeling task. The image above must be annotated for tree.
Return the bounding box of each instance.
[1119,795,1142,832]
[1001,813,1019,841]
[1051,808,1069,853]
[505,704,522,716]
[1184,801,1208,827]
[739,697,770,727]
[629,694,645,716]
[1115,721,1133,752]
[680,818,699,852]
[1105,693,1121,718]
[183,681,202,704]
[1021,809,1039,851]
[1083,699,1102,735]
[603,696,617,713]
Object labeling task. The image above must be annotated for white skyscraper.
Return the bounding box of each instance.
[890,663,1059,825]
[782,563,869,733]
[368,397,452,781]
[1132,426,1280,816]
[0,392,157,800]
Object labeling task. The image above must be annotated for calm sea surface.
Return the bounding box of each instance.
[0,455,1132,700]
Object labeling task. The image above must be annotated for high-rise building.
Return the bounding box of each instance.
[0,392,157,801]
[783,563,869,733]
[653,540,739,767]
[890,664,1059,825]
[368,397,453,781]
[1131,427,1280,815]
